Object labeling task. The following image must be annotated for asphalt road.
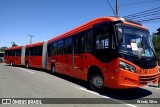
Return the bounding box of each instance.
[0,63,160,107]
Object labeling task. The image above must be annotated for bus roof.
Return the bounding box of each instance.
[26,42,44,48]
[5,46,22,51]
[48,16,147,43]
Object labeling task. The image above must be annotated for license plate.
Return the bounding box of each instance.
[147,82,158,87]
[147,82,153,86]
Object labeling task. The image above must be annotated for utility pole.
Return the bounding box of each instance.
[116,0,118,17]
[28,35,34,44]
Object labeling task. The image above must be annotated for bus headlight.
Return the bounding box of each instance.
[119,61,136,72]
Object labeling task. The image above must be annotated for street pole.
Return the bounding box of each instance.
[28,35,34,44]
[116,0,118,17]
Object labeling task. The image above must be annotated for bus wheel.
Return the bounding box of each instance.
[89,74,104,91]
[26,62,29,68]
[10,61,13,66]
[0,59,2,63]
[51,64,55,75]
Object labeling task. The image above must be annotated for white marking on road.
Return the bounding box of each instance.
[77,87,137,107]
[16,67,35,74]
[155,87,160,89]
[125,104,137,107]
[70,85,82,89]
[144,86,160,90]
[79,87,104,96]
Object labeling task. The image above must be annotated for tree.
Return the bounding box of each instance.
[0,46,8,52]
[152,28,160,65]
[156,28,160,35]
[11,42,18,47]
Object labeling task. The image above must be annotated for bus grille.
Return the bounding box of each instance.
[139,74,158,84]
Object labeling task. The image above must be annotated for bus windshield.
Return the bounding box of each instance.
[116,25,154,58]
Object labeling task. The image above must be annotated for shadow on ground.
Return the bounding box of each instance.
[50,71,153,100]
[6,64,153,100]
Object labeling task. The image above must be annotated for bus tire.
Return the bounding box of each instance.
[0,59,2,63]
[88,73,104,91]
[10,61,13,66]
[51,64,55,75]
[26,62,29,68]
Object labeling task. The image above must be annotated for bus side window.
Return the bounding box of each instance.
[16,49,21,56]
[7,51,9,57]
[19,49,21,56]
[36,47,39,56]
[40,46,43,56]
[64,37,72,54]
[47,44,51,56]
[33,47,37,56]
[8,51,10,56]
[25,48,29,56]
[85,30,93,52]
[9,50,13,56]
[37,46,39,56]
[48,42,57,56]
[36,46,43,56]
[74,33,84,54]
[57,40,64,54]
[52,42,58,55]
[13,50,16,56]
[95,26,110,49]
[30,48,34,56]
[12,50,15,56]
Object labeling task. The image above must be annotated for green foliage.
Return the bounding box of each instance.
[152,33,160,60]
[0,46,8,52]
[12,42,18,47]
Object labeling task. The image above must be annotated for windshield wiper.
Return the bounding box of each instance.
[119,50,141,59]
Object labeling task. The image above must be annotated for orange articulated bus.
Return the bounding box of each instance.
[5,42,48,68]
[4,16,159,91]
[46,17,159,90]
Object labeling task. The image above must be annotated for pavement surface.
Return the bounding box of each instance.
[0,63,160,107]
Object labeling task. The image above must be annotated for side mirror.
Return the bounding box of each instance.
[117,29,123,43]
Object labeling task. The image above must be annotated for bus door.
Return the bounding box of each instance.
[29,47,34,67]
[15,49,21,65]
[63,37,72,75]
[73,34,84,70]
[15,50,18,64]
[34,46,43,68]
[11,50,15,64]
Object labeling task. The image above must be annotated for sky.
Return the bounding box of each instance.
[0,0,160,48]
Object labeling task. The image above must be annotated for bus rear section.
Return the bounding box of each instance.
[0,52,4,63]
[5,46,24,66]
[47,17,159,90]
[25,42,47,69]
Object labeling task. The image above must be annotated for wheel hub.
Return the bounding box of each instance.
[92,75,104,88]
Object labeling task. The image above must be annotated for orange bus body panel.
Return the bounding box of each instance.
[48,17,147,44]
[26,42,44,48]
[6,46,22,50]
[25,42,44,68]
